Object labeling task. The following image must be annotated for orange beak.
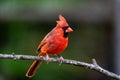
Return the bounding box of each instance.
[66,27,73,33]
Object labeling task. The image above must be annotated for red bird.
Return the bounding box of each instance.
[26,15,73,78]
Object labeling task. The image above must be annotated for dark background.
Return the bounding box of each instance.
[0,0,119,80]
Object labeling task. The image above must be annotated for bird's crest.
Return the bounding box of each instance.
[56,15,69,27]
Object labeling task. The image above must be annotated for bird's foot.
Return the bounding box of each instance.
[44,54,50,64]
[57,55,64,65]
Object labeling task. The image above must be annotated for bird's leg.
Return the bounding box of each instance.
[44,54,50,64]
[56,54,64,65]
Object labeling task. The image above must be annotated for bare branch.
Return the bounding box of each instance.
[0,53,120,80]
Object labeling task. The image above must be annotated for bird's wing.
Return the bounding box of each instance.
[36,31,53,53]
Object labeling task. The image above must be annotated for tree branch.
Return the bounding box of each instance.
[0,53,120,80]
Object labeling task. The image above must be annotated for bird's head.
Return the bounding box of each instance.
[56,15,73,33]
[56,15,73,38]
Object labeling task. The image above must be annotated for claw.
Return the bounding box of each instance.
[44,54,50,64]
[56,55,64,65]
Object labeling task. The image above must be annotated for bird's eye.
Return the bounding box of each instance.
[62,26,69,31]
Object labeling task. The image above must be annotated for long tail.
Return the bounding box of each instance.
[26,54,44,78]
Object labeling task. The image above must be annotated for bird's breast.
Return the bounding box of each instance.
[47,37,68,54]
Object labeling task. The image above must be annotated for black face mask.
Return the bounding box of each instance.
[62,26,69,38]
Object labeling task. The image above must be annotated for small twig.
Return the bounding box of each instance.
[92,58,98,66]
[0,53,120,80]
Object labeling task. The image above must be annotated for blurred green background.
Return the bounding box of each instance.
[0,0,119,80]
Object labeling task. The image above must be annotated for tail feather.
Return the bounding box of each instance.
[26,60,43,78]
[26,53,45,78]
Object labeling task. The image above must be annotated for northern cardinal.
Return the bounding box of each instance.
[26,15,73,78]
